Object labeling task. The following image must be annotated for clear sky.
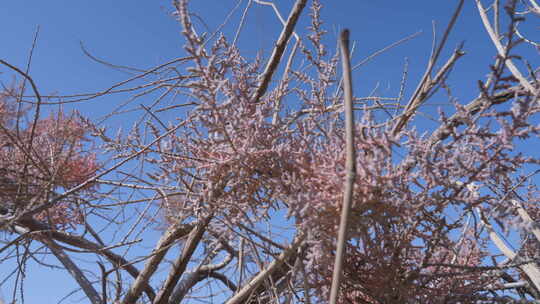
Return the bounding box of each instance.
[0,1,537,303]
[0,1,511,120]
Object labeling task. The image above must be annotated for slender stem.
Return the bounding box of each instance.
[329,29,356,304]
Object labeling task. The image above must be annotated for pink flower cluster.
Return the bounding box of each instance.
[0,94,99,228]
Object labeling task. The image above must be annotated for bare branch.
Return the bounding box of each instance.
[42,238,101,304]
[251,0,307,104]
[121,221,194,304]
[224,233,305,304]
[392,0,465,136]
[475,0,537,95]
[329,28,356,304]
[477,207,540,294]
[153,215,212,304]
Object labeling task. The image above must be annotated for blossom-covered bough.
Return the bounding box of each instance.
[0,0,539,303]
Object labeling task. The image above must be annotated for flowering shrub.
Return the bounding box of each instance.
[1,0,539,303]
[148,1,540,302]
[0,92,98,228]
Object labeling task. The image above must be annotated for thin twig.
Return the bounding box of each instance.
[352,31,421,70]
[233,0,253,46]
[80,41,146,74]
[16,25,40,136]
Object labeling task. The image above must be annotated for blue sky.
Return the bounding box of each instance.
[0,1,507,121]
[1,1,538,303]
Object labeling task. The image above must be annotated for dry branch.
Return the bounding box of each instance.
[475,0,538,95]
[17,218,158,300]
[329,28,356,304]
[477,207,540,293]
[43,238,102,304]
[224,233,305,304]
[251,0,307,104]
[153,215,212,304]
[121,221,194,304]
[391,0,465,136]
